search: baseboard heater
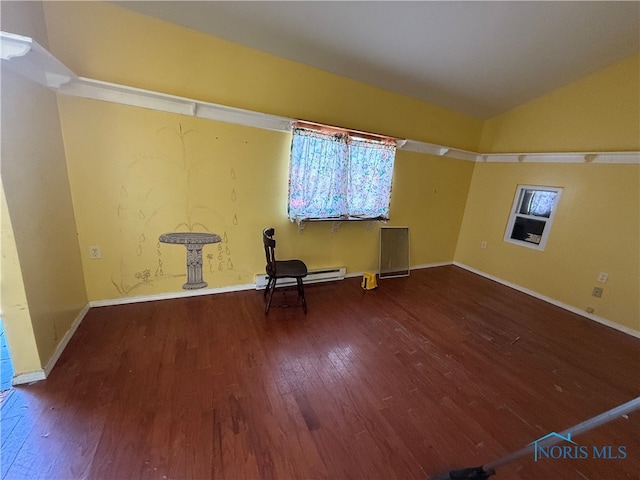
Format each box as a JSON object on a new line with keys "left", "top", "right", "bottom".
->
{"left": 255, "top": 267, "right": 346, "bottom": 290}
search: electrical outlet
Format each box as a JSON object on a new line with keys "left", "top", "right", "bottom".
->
{"left": 89, "top": 245, "right": 102, "bottom": 259}
{"left": 592, "top": 287, "right": 603, "bottom": 298}
{"left": 481, "top": 241, "right": 487, "bottom": 249}
{"left": 597, "top": 272, "right": 608, "bottom": 283}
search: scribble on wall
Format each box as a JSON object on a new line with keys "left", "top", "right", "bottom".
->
{"left": 110, "top": 122, "right": 238, "bottom": 294}
{"left": 155, "top": 241, "right": 163, "bottom": 278}
{"left": 207, "top": 229, "right": 233, "bottom": 273}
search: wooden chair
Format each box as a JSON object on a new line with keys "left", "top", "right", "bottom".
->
{"left": 263, "top": 227, "right": 308, "bottom": 315}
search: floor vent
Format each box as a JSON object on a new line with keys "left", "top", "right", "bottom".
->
{"left": 255, "top": 267, "right": 346, "bottom": 290}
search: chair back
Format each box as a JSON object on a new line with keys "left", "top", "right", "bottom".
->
{"left": 263, "top": 227, "right": 277, "bottom": 276}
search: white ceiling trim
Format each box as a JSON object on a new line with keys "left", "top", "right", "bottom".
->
{"left": 56, "top": 78, "right": 640, "bottom": 165}
{"left": 58, "top": 77, "right": 294, "bottom": 133}
{"left": 2, "top": 31, "right": 638, "bottom": 165}
{"left": 0, "top": 31, "right": 76, "bottom": 88}
{"left": 45, "top": 77, "right": 640, "bottom": 166}
{"left": 478, "top": 152, "right": 640, "bottom": 165}
{"left": 400, "top": 140, "right": 479, "bottom": 162}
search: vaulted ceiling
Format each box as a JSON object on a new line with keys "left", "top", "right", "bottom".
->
{"left": 115, "top": 1, "right": 639, "bottom": 118}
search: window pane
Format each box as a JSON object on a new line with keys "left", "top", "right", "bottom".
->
{"left": 518, "top": 190, "right": 557, "bottom": 218}
{"left": 510, "top": 216, "right": 546, "bottom": 244}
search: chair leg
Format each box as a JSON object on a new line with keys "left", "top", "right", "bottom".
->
{"left": 265, "top": 277, "right": 277, "bottom": 315}
{"left": 264, "top": 276, "right": 273, "bottom": 297}
{"left": 297, "top": 278, "right": 307, "bottom": 314}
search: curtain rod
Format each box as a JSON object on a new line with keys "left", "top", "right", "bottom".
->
{"left": 293, "top": 120, "right": 398, "bottom": 144}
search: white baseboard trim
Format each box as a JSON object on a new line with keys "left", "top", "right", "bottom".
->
{"left": 86, "top": 262, "right": 452, "bottom": 308}
{"left": 43, "top": 303, "right": 91, "bottom": 377}
{"left": 12, "top": 369, "right": 46, "bottom": 386}
{"left": 346, "top": 261, "right": 453, "bottom": 280}
{"left": 18, "top": 260, "right": 635, "bottom": 386}
{"left": 89, "top": 283, "right": 256, "bottom": 308}
{"left": 11, "top": 303, "right": 91, "bottom": 386}
{"left": 15, "top": 285, "right": 258, "bottom": 384}
{"left": 453, "top": 262, "right": 640, "bottom": 339}
{"left": 411, "top": 261, "right": 454, "bottom": 271}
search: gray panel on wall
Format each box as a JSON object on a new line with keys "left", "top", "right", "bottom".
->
{"left": 380, "top": 227, "right": 410, "bottom": 278}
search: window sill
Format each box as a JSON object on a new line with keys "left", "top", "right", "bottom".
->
{"left": 296, "top": 215, "right": 388, "bottom": 223}
{"left": 293, "top": 216, "right": 387, "bottom": 233}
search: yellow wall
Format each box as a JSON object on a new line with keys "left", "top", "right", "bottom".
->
{"left": 57, "top": 96, "right": 474, "bottom": 300}
{"left": 455, "top": 163, "right": 639, "bottom": 330}
{"left": 457, "top": 55, "right": 640, "bottom": 331}
{"left": 479, "top": 55, "right": 640, "bottom": 153}
{"left": 39, "top": 1, "right": 477, "bottom": 302}
{"left": 1, "top": 1, "right": 88, "bottom": 377}
{"left": 1, "top": 185, "right": 42, "bottom": 375}
{"left": 3, "top": 1, "right": 637, "bottom": 338}
{"left": 42, "top": 1, "right": 483, "bottom": 152}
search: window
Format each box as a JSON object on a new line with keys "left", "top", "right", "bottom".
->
{"left": 504, "top": 185, "right": 562, "bottom": 250}
{"left": 287, "top": 122, "right": 396, "bottom": 223}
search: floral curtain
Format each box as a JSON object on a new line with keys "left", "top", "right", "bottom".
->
{"left": 288, "top": 127, "right": 395, "bottom": 223}
{"left": 347, "top": 137, "right": 395, "bottom": 218}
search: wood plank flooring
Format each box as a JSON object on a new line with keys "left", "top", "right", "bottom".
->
{"left": 1, "top": 266, "right": 639, "bottom": 479}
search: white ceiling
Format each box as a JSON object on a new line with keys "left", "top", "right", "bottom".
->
{"left": 114, "top": 1, "right": 639, "bottom": 118}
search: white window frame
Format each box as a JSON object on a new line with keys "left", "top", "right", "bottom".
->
{"left": 504, "top": 185, "right": 563, "bottom": 251}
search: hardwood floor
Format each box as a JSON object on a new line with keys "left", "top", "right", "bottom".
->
{"left": 1, "top": 266, "right": 639, "bottom": 480}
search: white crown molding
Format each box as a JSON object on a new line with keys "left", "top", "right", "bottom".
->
{"left": 3, "top": 30, "right": 638, "bottom": 164}
{"left": 1, "top": 31, "right": 32, "bottom": 60}
{"left": 195, "top": 101, "right": 293, "bottom": 132}
{"left": 478, "top": 152, "right": 639, "bottom": 164}
{"left": 1, "top": 31, "right": 76, "bottom": 88}
{"left": 50, "top": 81, "right": 640, "bottom": 164}
{"left": 59, "top": 77, "right": 196, "bottom": 116}
{"left": 58, "top": 77, "right": 294, "bottom": 133}
{"left": 401, "top": 139, "right": 480, "bottom": 162}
